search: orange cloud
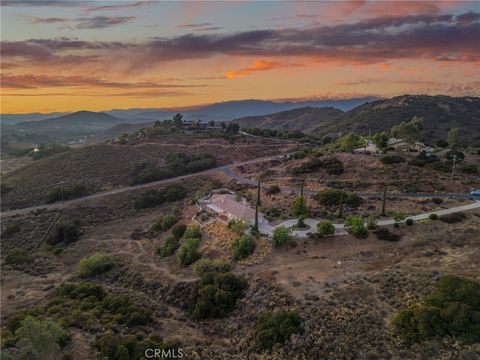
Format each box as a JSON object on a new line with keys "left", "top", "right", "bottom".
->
{"left": 226, "top": 60, "right": 295, "bottom": 79}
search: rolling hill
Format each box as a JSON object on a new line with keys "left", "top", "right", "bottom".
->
{"left": 234, "top": 95, "right": 480, "bottom": 143}
{"left": 232, "top": 107, "right": 343, "bottom": 131}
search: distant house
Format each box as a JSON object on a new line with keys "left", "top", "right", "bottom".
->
{"left": 354, "top": 137, "right": 431, "bottom": 153}
{"left": 202, "top": 192, "right": 264, "bottom": 225}
{"left": 387, "top": 138, "right": 429, "bottom": 152}
{"left": 353, "top": 141, "right": 377, "bottom": 153}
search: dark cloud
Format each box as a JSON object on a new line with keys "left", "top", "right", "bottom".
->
{"left": 145, "top": 12, "right": 480, "bottom": 62}
{"left": 2, "top": 11, "right": 479, "bottom": 65}
{"left": 85, "top": 1, "right": 154, "bottom": 12}
{"left": 178, "top": 23, "right": 223, "bottom": 32}
{"left": 1, "top": 0, "right": 85, "bottom": 7}
{"left": 0, "top": 73, "right": 207, "bottom": 90}
{"left": 29, "top": 17, "right": 69, "bottom": 24}
{"left": 194, "top": 26, "right": 223, "bottom": 32}
{"left": 75, "top": 16, "right": 135, "bottom": 29}
{"left": 178, "top": 23, "right": 212, "bottom": 28}
{"left": 1, "top": 90, "right": 191, "bottom": 97}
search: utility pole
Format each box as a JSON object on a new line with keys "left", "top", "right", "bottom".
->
{"left": 450, "top": 155, "right": 461, "bottom": 181}
{"left": 253, "top": 202, "right": 259, "bottom": 234}
{"left": 381, "top": 185, "right": 387, "bottom": 217}
{"left": 252, "top": 178, "right": 261, "bottom": 234}
{"left": 338, "top": 195, "right": 343, "bottom": 218}
{"left": 257, "top": 178, "right": 261, "bottom": 207}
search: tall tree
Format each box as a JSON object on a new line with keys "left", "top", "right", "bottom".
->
{"left": 15, "top": 316, "right": 66, "bottom": 360}
{"left": 390, "top": 116, "right": 424, "bottom": 147}
{"left": 173, "top": 113, "right": 183, "bottom": 128}
{"left": 290, "top": 182, "right": 308, "bottom": 217}
{"left": 372, "top": 132, "right": 389, "bottom": 150}
{"left": 447, "top": 128, "right": 463, "bottom": 150}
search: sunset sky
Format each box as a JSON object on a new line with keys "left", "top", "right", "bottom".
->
{"left": 1, "top": 0, "right": 479, "bottom": 114}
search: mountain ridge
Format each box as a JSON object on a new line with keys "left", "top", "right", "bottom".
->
{"left": 233, "top": 95, "right": 480, "bottom": 143}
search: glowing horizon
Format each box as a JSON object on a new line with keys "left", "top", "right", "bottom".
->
{"left": 1, "top": 0, "right": 479, "bottom": 114}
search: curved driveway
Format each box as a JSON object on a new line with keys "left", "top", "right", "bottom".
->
{"left": 259, "top": 200, "right": 480, "bottom": 238}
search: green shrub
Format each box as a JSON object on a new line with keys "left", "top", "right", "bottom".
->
{"left": 255, "top": 310, "right": 303, "bottom": 350}
{"left": 291, "top": 158, "right": 323, "bottom": 175}
{"left": 272, "top": 226, "right": 291, "bottom": 246}
{"left": 393, "top": 211, "right": 406, "bottom": 224}
{"left": 47, "top": 219, "right": 81, "bottom": 245}
{"left": 345, "top": 216, "right": 368, "bottom": 238}
{"left": 440, "top": 213, "right": 466, "bottom": 224}
{"left": 2, "top": 224, "right": 20, "bottom": 238}
{"left": 393, "top": 275, "right": 480, "bottom": 344}
{"left": 131, "top": 161, "right": 173, "bottom": 185}
{"left": 134, "top": 184, "right": 187, "bottom": 209}
{"left": 266, "top": 185, "right": 281, "bottom": 195}
{"left": 316, "top": 189, "right": 361, "bottom": 207}
{"left": 46, "top": 184, "right": 88, "bottom": 203}
{"left": 232, "top": 234, "right": 256, "bottom": 260}
{"left": 429, "top": 213, "right": 438, "bottom": 221}
{"left": 1, "top": 183, "right": 13, "bottom": 196}
{"left": 95, "top": 334, "right": 171, "bottom": 360}
{"left": 366, "top": 215, "right": 377, "bottom": 230}
{"left": 333, "top": 133, "right": 365, "bottom": 152}
{"left": 381, "top": 155, "right": 405, "bottom": 164}
{"left": 183, "top": 225, "right": 202, "bottom": 239}
{"left": 151, "top": 214, "right": 177, "bottom": 233}
{"left": 323, "top": 157, "right": 344, "bottom": 175}
{"left": 436, "top": 139, "right": 449, "bottom": 148}
{"left": 156, "top": 235, "right": 179, "bottom": 257}
{"left": 431, "top": 161, "right": 450, "bottom": 172}
{"left": 134, "top": 189, "right": 164, "bottom": 209}
{"left": 167, "top": 151, "right": 217, "bottom": 175}
{"left": 405, "top": 218, "right": 414, "bottom": 226}
{"left": 289, "top": 195, "right": 308, "bottom": 217}
{"left": 316, "top": 220, "right": 335, "bottom": 237}
{"left": 14, "top": 316, "right": 67, "bottom": 359}
{"left": 162, "top": 184, "right": 188, "bottom": 202}
{"left": 5, "top": 249, "right": 33, "bottom": 265}
{"left": 176, "top": 238, "right": 201, "bottom": 267}
{"left": 171, "top": 224, "right": 187, "bottom": 239}
{"left": 460, "top": 164, "right": 478, "bottom": 174}
{"left": 192, "top": 258, "right": 231, "bottom": 277}
{"left": 77, "top": 253, "right": 113, "bottom": 278}
{"left": 227, "top": 219, "right": 248, "bottom": 235}
{"left": 292, "top": 150, "right": 308, "bottom": 159}
{"left": 373, "top": 228, "right": 400, "bottom": 241}
{"left": 189, "top": 272, "right": 246, "bottom": 320}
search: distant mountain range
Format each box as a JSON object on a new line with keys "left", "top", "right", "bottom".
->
{"left": 0, "top": 97, "right": 376, "bottom": 147}
{"left": 1, "top": 95, "right": 479, "bottom": 149}
{"left": 1, "top": 97, "right": 376, "bottom": 124}
{"left": 233, "top": 95, "right": 480, "bottom": 143}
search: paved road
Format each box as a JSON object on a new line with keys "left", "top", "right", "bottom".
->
{"left": 2, "top": 154, "right": 476, "bottom": 218}
{"left": 0, "top": 154, "right": 284, "bottom": 218}
{"left": 258, "top": 201, "right": 480, "bottom": 238}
